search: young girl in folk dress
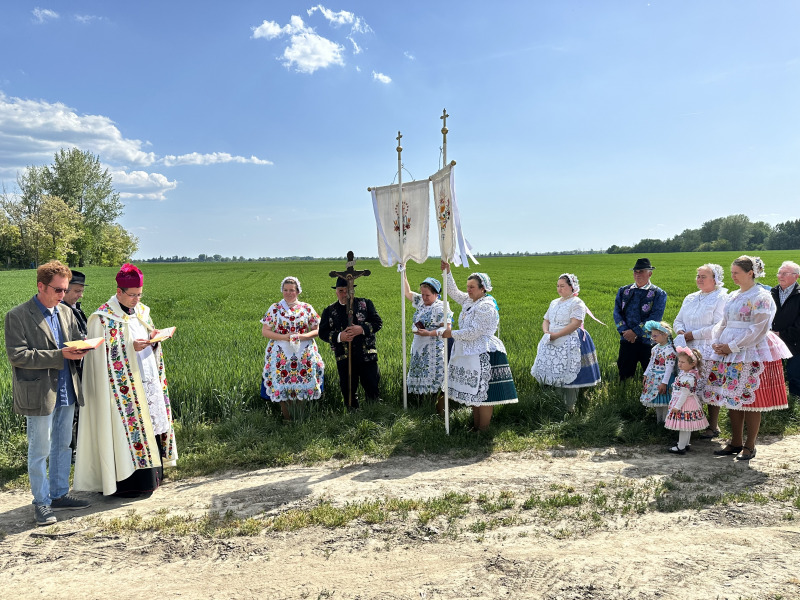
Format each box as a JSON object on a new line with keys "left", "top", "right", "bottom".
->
{"left": 640, "top": 321, "right": 676, "bottom": 423}
{"left": 665, "top": 347, "right": 709, "bottom": 455}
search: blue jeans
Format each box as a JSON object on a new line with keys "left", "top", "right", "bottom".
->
{"left": 26, "top": 403, "right": 75, "bottom": 506}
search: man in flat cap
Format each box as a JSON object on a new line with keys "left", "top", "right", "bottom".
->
{"left": 613, "top": 257, "right": 668, "bottom": 381}
{"left": 319, "top": 277, "right": 383, "bottom": 409}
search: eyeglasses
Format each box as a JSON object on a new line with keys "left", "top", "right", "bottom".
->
{"left": 121, "top": 291, "right": 144, "bottom": 299}
{"left": 777, "top": 271, "right": 798, "bottom": 277}
{"left": 47, "top": 284, "right": 69, "bottom": 294}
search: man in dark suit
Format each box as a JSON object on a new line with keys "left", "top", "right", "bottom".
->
{"left": 4, "top": 261, "right": 90, "bottom": 526}
{"left": 318, "top": 277, "right": 382, "bottom": 409}
{"left": 61, "top": 269, "right": 88, "bottom": 461}
{"left": 772, "top": 260, "right": 800, "bottom": 397}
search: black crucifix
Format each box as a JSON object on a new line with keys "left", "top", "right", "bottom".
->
{"left": 329, "top": 251, "right": 371, "bottom": 408}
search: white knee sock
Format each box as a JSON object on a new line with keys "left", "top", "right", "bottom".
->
{"left": 677, "top": 430, "right": 691, "bottom": 450}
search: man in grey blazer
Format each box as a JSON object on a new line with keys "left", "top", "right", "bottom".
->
{"left": 5, "top": 261, "right": 91, "bottom": 525}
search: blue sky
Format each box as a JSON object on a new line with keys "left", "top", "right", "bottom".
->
{"left": 1, "top": 1, "right": 799, "bottom": 259}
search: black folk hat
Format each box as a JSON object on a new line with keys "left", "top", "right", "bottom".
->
{"left": 332, "top": 276, "right": 356, "bottom": 289}
{"left": 631, "top": 258, "right": 655, "bottom": 271}
{"left": 69, "top": 270, "right": 88, "bottom": 285}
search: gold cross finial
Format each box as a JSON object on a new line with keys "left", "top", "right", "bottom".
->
{"left": 441, "top": 109, "right": 449, "bottom": 135}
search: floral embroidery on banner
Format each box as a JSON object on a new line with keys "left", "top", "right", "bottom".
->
{"left": 393, "top": 200, "right": 411, "bottom": 242}
{"left": 437, "top": 188, "right": 451, "bottom": 238}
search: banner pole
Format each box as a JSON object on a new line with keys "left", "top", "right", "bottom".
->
{"left": 397, "top": 132, "right": 408, "bottom": 410}
{"left": 440, "top": 110, "right": 450, "bottom": 434}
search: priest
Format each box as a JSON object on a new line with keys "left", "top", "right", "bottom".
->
{"left": 74, "top": 263, "right": 177, "bottom": 497}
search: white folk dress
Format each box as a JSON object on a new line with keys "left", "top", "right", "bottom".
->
{"left": 664, "top": 369, "right": 709, "bottom": 432}
{"left": 261, "top": 300, "right": 325, "bottom": 402}
{"left": 673, "top": 288, "right": 728, "bottom": 359}
{"left": 531, "top": 297, "right": 585, "bottom": 387}
{"left": 407, "top": 294, "right": 451, "bottom": 395}
{"left": 445, "top": 272, "right": 517, "bottom": 407}
{"left": 640, "top": 343, "right": 677, "bottom": 407}
{"left": 702, "top": 286, "right": 791, "bottom": 411}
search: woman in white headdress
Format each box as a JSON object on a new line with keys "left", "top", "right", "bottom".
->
{"left": 703, "top": 256, "right": 791, "bottom": 460}
{"left": 531, "top": 273, "right": 602, "bottom": 412}
{"left": 260, "top": 276, "right": 325, "bottom": 421}
{"left": 440, "top": 260, "right": 518, "bottom": 432}
{"left": 672, "top": 263, "right": 728, "bottom": 438}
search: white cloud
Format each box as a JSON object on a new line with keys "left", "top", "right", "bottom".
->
{"left": 162, "top": 152, "right": 272, "bottom": 167}
{"left": 253, "top": 8, "right": 371, "bottom": 74}
{"left": 32, "top": 8, "right": 59, "bottom": 23}
{"left": 74, "top": 14, "right": 105, "bottom": 25}
{"left": 0, "top": 93, "right": 271, "bottom": 200}
{"left": 283, "top": 31, "right": 345, "bottom": 73}
{"left": 372, "top": 71, "right": 391, "bottom": 84}
{"left": 404, "top": 51, "right": 415, "bottom": 61}
{"left": 111, "top": 169, "right": 178, "bottom": 201}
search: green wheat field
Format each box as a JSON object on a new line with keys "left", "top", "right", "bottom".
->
{"left": 1, "top": 251, "right": 798, "bottom": 486}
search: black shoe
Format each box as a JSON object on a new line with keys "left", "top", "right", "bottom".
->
{"left": 35, "top": 504, "right": 57, "bottom": 526}
{"left": 50, "top": 493, "right": 90, "bottom": 510}
{"left": 668, "top": 446, "right": 686, "bottom": 455}
{"left": 736, "top": 446, "right": 757, "bottom": 461}
{"left": 713, "top": 445, "right": 743, "bottom": 456}
{"left": 698, "top": 428, "right": 720, "bottom": 440}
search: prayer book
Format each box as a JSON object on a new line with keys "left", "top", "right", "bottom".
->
{"left": 64, "top": 337, "right": 104, "bottom": 350}
{"left": 150, "top": 327, "right": 176, "bottom": 343}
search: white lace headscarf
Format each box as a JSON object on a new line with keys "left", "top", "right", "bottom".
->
{"left": 559, "top": 273, "right": 580, "bottom": 295}
{"left": 469, "top": 272, "right": 493, "bottom": 292}
{"left": 281, "top": 276, "right": 302, "bottom": 294}
{"left": 736, "top": 256, "right": 765, "bottom": 279}
{"left": 700, "top": 263, "right": 724, "bottom": 288}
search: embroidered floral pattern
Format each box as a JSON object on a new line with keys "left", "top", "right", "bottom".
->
{"left": 437, "top": 189, "right": 451, "bottom": 237}
{"left": 261, "top": 302, "right": 324, "bottom": 402}
{"left": 408, "top": 295, "right": 451, "bottom": 394}
{"left": 640, "top": 344, "right": 676, "bottom": 407}
{"left": 393, "top": 200, "right": 411, "bottom": 242}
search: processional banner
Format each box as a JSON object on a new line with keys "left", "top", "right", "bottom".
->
{"left": 430, "top": 164, "right": 477, "bottom": 266}
{"left": 371, "top": 180, "right": 430, "bottom": 267}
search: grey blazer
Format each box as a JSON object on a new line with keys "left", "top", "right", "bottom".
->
{"left": 4, "top": 296, "right": 84, "bottom": 416}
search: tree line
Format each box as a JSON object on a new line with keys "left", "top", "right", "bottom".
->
{"left": 0, "top": 148, "right": 138, "bottom": 269}
{"left": 607, "top": 214, "right": 800, "bottom": 254}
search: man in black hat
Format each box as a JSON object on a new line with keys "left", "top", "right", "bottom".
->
{"left": 613, "top": 257, "right": 668, "bottom": 381}
{"left": 61, "top": 270, "right": 88, "bottom": 461}
{"left": 318, "top": 277, "right": 383, "bottom": 408}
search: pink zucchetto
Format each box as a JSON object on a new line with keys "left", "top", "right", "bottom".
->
{"left": 116, "top": 263, "right": 143, "bottom": 288}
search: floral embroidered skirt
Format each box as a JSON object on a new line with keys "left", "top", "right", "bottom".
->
{"left": 448, "top": 347, "right": 518, "bottom": 407}
{"left": 641, "top": 369, "right": 675, "bottom": 407}
{"left": 408, "top": 335, "right": 445, "bottom": 395}
{"left": 664, "top": 393, "right": 709, "bottom": 431}
{"left": 702, "top": 359, "right": 788, "bottom": 412}
{"left": 261, "top": 341, "right": 325, "bottom": 402}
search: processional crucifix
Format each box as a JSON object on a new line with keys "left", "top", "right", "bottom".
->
{"left": 329, "top": 250, "right": 371, "bottom": 408}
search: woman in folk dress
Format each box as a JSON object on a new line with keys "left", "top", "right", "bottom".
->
{"left": 402, "top": 267, "right": 452, "bottom": 413}
{"left": 260, "top": 276, "right": 325, "bottom": 421}
{"left": 440, "top": 260, "right": 518, "bottom": 432}
{"left": 531, "top": 273, "right": 601, "bottom": 412}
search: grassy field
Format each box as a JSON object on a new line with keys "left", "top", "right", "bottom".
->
{"left": 1, "top": 251, "right": 798, "bottom": 486}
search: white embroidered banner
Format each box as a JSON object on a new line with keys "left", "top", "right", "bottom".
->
{"left": 371, "top": 180, "right": 430, "bottom": 267}
{"left": 430, "top": 164, "right": 477, "bottom": 267}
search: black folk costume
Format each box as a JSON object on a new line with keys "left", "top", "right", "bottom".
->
{"left": 319, "top": 296, "right": 382, "bottom": 408}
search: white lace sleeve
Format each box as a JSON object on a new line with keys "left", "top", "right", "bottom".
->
{"left": 445, "top": 271, "right": 469, "bottom": 306}
{"left": 452, "top": 301, "right": 498, "bottom": 342}
{"left": 644, "top": 347, "right": 657, "bottom": 375}
{"left": 661, "top": 350, "right": 676, "bottom": 385}
{"left": 673, "top": 296, "right": 691, "bottom": 333}
{"left": 672, "top": 386, "right": 690, "bottom": 410}
{"left": 694, "top": 293, "right": 727, "bottom": 340}
{"left": 569, "top": 298, "right": 587, "bottom": 321}
{"left": 728, "top": 310, "right": 772, "bottom": 353}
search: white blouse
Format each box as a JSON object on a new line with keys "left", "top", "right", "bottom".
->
{"left": 710, "top": 285, "right": 791, "bottom": 363}
{"left": 445, "top": 271, "right": 506, "bottom": 356}
{"left": 672, "top": 288, "right": 727, "bottom": 358}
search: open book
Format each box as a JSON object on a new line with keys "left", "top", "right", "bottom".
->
{"left": 150, "top": 326, "right": 176, "bottom": 343}
{"left": 64, "top": 337, "right": 104, "bottom": 350}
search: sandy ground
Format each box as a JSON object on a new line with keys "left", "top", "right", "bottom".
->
{"left": 2, "top": 435, "right": 800, "bottom": 600}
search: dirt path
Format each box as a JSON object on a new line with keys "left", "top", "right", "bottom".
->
{"left": 2, "top": 435, "right": 800, "bottom": 599}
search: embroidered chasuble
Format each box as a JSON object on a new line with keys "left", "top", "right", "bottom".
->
{"left": 371, "top": 179, "right": 430, "bottom": 267}
{"left": 430, "top": 164, "right": 477, "bottom": 267}
{"left": 74, "top": 296, "right": 177, "bottom": 495}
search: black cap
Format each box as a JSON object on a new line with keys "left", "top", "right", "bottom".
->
{"left": 332, "top": 276, "right": 356, "bottom": 289}
{"left": 631, "top": 258, "right": 654, "bottom": 271}
{"left": 69, "top": 270, "right": 88, "bottom": 285}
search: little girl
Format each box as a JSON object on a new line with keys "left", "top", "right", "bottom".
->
{"left": 665, "top": 346, "right": 709, "bottom": 454}
{"left": 640, "top": 320, "right": 676, "bottom": 423}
